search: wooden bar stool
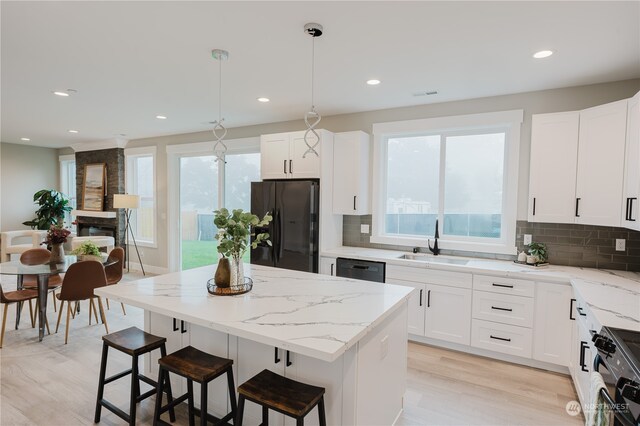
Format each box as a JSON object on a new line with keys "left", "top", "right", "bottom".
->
{"left": 153, "top": 345, "right": 237, "bottom": 426}
{"left": 94, "top": 327, "right": 175, "bottom": 426}
{"left": 236, "top": 369, "right": 326, "bottom": 426}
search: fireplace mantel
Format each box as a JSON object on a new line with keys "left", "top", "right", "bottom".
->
{"left": 71, "top": 210, "right": 117, "bottom": 219}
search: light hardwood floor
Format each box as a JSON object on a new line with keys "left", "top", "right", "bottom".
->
{"left": 1, "top": 273, "right": 583, "bottom": 425}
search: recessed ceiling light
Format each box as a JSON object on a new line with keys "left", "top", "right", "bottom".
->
{"left": 533, "top": 50, "right": 553, "bottom": 59}
{"left": 53, "top": 91, "right": 70, "bottom": 97}
{"left": 257, "top": 97, "right": 270, "bottom": 103}
{"left": 68, "top": 130, "right": 79, "bottom": 133}
{"left": 156, "top": 115, "right": 167, "bottom": 120}
{"left": 52, "top": 89, "right": 77, "bottom": 97}
{"left": 20, "top": 137, "right": 30, "bottom": 141}
{"left": 366, "top": 79, "right": 381, "bottom": 85}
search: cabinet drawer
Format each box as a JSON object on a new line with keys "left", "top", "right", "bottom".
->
{"left": 473, "top": 275, "right": 534, "bottom": 298}
{"left": 471, "top": 319, "right": 533, "bottom": 358}
{"left": 386, "top": 265, "right": 472, "bottom": 289}
{"left": 472, "top": 291, "right": 534, "bottom": 328}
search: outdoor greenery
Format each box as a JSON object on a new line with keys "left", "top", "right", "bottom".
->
{"left": 23, "top": 189, "right": 72, "bottom": 230}
{"left": 181, "top": 240, "right": 250, "bottom": 270}
{"left": 213, "top": 208, "right": 272, "bottom": 260}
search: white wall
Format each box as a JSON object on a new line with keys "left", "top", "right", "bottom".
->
{"left": 58, "top": 78, "right": 640, "bottom": 270}
{"left": 1, "top": 142, "right": 60, "bottom": 231}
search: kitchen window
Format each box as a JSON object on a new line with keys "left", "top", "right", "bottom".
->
{"left": 372, "top": 110, "right": 523, "bottom": 254}
{"left": 125, "top": 146, "right": 157, "bottom": 247}
{"left": 59, "top": 155, "right": 77, "bottom": 229}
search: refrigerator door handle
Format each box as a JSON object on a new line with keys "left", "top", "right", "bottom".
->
{"left": 278, "top": 208, "right": 284, "bottom": 261}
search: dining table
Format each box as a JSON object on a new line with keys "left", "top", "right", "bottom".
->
{"left": 0, "top": 254, "right": 117, "bottom": 341}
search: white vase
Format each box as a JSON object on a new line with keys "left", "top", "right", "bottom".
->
{"left": 229, "top": 255, "right": 244, "bottom": 287}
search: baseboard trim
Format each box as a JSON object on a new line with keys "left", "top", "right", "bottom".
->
{"left": 126, "top": 262, "right": 169, "bottom": 275}
{"left": 409, "top": 334, "right": 570, "bottom": 375}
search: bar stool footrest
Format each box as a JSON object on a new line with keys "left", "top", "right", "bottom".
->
{"left": 104, "top": 368, "right": 133, "bottom": 385}
{"left": 191, "top": 406, "right": 235, "bottom": 426}
{"left": 97, "top": 399, "right": 131, "bottom": 423}
{"left": 157, "top": 392, "right": 190, "bottom": 415}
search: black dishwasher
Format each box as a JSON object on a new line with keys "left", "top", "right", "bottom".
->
{"left": 335, "top": 257, "right": 386, "bottom": 283}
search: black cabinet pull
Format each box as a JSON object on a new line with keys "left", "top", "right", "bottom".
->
{"left": 629, "top": 198, "right": 637, "bottom": 222}
{"left": 569, "top": 298, "right": 576, "bottom": 320}
{"left": 532, "top": 197, "right": 536, "bottom": 216}
{"left": 491, "top": 306, "right": 513, "bottom": 312}
{"left": 289, "top": 160, "right": 292, "bottom": 174}
{"left": 286, "top": 350, "right": 292, "bottom": 367}
{"left": 419, "top": 289, "right": 423, "bottom": 307}
{"left": 575, "top": 198, "right": 581, "bottom": 217}
{"left": 580, "top": 341, "right": 589, "bottom": 372}
{"left": 180, "top": 320, "right": 187, "bottom": 334}
{"left": 492, "top": 283, "right": 514, "bottom": 289}
{"left": 490, "top": 335, "right": 511, "bottom": 342}
{"left": 283, "top": 159, "right": 287, "bottom": 174}
{"left": 274, "top": 347, "right": 281, "bottom": 364}
{"left": 427, "top": 289, "right": 431, "bottom": 307}
{"left": 577, "top": 306, "right": 587, "bottom": 317}
{"left": 172, "top": 318, "right": 179, "bottom": 332}
{"left": 353, "top": 195, "right": 357, "bottom": 211}
{"left": 330, "top": 263, "right": 334, "bottom": 276}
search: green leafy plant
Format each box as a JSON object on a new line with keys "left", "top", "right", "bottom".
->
{"left": 72, "top": 241, "right": 101, "bottom": 257}
{"left": 528, "top": 242, "right": 548, "bottom": 263}
{"left": 213, "top": 208, "right": 272, "bottom": 260}
{"left": 43, "top": 225, "right": 72, "bottom": 245}
{"left": 23, "top": 189, "right": 72, "bottom": 230}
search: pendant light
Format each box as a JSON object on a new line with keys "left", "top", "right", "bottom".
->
{"left": 211, "top": 49, "right": 229, "bottom": 162}
{"left": 302, "top": 23, "right": 323, "bottom": 158}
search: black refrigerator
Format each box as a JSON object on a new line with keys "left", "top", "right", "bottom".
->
{"left": 250, "top": 180, "right": 319, "bottom": 273}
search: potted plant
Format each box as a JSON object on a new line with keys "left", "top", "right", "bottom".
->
{"left": 213, "top": 208, "right": 272, "bottom": 287}
{"left": 42, "top": 225, "right": 72, "bottom": 263}
{"left": 23, "top": 189, "right": 72, "bottom": 230}
{"left": 528, "top": 242, "right": 548, "bottom": 264}
{"left": 72, "top": 241, "right": 103, "bottom": 262}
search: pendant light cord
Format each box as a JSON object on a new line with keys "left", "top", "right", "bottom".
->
{"left": 310, "top": 35, "right": 315, "bottom": 110}
{"left": 218, "top": 56, "right": 222, "bottom": 122}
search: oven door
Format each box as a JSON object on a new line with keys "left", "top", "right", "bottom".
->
{"left": 593, "top": 354, "right": 640, "bottom": 426}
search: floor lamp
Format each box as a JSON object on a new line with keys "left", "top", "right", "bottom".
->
{"left": 113, "top": 194, "right": 145, "bottom": 276}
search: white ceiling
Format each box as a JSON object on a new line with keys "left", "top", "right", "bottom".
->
{"left": 2, "top": 1, "right": 639, "bottom": 148}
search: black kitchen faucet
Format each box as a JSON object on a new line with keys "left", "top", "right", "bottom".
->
{"left": 428, "top": 219, "right": 440, "bottom": 256}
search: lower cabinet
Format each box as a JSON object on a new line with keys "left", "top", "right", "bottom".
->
{"left": 471, "top": 319, "right": 533, "bottom": 358}
{"left": 319, "top": 257, "right": 336, "bottom": 276}
{"left": 146, "top": 312, "right": 189, "bottom": 396}
{"left": 424, "top": 283, "right": 472, "bottom": 345}
{"left": 387, "top": 279, "right": 425, "bottom": 335}
{"left": 570, "top": 313, "right": 595, "bottom": 409}
{"left": 532, "top": 282, "right": 574, "bottom": 366}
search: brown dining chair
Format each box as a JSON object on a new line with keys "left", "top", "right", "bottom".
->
{"left": 104, "top": 247, "right": 126, "bottom": 315}
{"left": 20, "top": 248, "right": 63, "bottom": 313}
{"left": 55, "top": 261, "right": 109, "bottom": 344}
{"left": 1, "top": 284, "right": 49, "bottom": 348}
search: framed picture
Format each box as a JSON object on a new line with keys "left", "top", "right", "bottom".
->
{"left": 82, "top": 163, "right": 106, "bottom": 211}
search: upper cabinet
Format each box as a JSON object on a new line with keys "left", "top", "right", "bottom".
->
{"left": 529, "top": 97, "right": 631, "bottom": 227}
{"left": 622, "top": 91, "right": 640, "bottom": 230}
{"left": 332, "top": 131, "right": 371, "bottom": 215}
{"left": 575, "top": 99, "right": 628, "bottom": 226}
{"left": 260, "top": 130, "right": 323, "bottom": 180}
{"left": 528, "top": 111, "right": 580, "bottom": 223}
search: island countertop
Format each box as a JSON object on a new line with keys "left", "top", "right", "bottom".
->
{"left": 95, "top": 264, "right": 413, "bottom": 362}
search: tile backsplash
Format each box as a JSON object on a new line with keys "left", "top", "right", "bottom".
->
{"left": 343, "top": 216, "right": 640, "bottom": 271}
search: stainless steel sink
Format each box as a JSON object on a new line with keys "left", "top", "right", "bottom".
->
{"left": 398, "top": 253, "right": 469, "bottom": 265}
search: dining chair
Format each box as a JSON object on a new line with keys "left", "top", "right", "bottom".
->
{"left": 55, "top": 261, "right": 109, "bottom": 344}
{"left": 104, "top": 247, "right": 126, "bottom": 315}
{"left": 0, "top": 284, "right": 49, "bottom": 348}
{"left": 20, "top": 248, "right": 63, "bottom": 313}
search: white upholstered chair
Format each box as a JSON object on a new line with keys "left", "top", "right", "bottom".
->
{"left": 0, "top": 230, "right": 47, "bottom": 262}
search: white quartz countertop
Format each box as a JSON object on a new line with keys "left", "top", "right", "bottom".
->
{"left": 95, "top": 264, "right": 413, "bottom": 362}
{"left": 322, "top": 246, "right": 640, "bottom": 332}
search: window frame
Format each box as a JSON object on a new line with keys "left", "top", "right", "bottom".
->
{"left": 58, "top": 154, "right": 77, "bottom": 229}
{"left": 371, "top": 110, "right": 523, "bottom": 255}
{"left": 125, "top": 146, "right": 158, "bottom": 248}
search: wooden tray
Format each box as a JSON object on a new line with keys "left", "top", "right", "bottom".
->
{"left": 207, "top": 277, "right": 253, "bottom": 296}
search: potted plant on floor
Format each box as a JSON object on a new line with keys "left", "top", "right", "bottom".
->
{"left": 213, "top": 208, "right": 272, "bottom": 287}
{"left": 23, "top": 189, "right": 73, "bottom": 229}
{"left": 72, "top": 241, "right": 103, "bottom": 262}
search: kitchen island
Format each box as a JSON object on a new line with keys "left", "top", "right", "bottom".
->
{"left": 95, "top": 264, "right": 413, "bottom": 425}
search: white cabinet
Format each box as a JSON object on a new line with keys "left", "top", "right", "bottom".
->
{"left": 332, "top": 131, "right": 371, "bottom": 215}
{"left": 576, "top": 99, "right": 628, "bottom": 226}
{"left": 260, "top": 131, "right": 325, "bottom": 180}
{"left": 319, "top": 257, "right": 336, "bottom": 276}
{"left": 471, "top": 319, "right": 533, "bottom": 358}
{"left": 528, "top": 112, "right": 580, "bottom": 223}
{"left": 424, "top": 283, "right": 472, "bottom": 345}
{"left": 387, "top": 278, "right": 425, "bottom": 335}
{"left": 145, "top": 312, "right": 190, "bottom": 395}
{"left": 622, "top": 91, "right": 640, "bottom": 230}
{"left": 570, "top": 315, "right": 595, "bottom": 410}
{"left": 532, "top": 282, "right": 574, "bottom": 366}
